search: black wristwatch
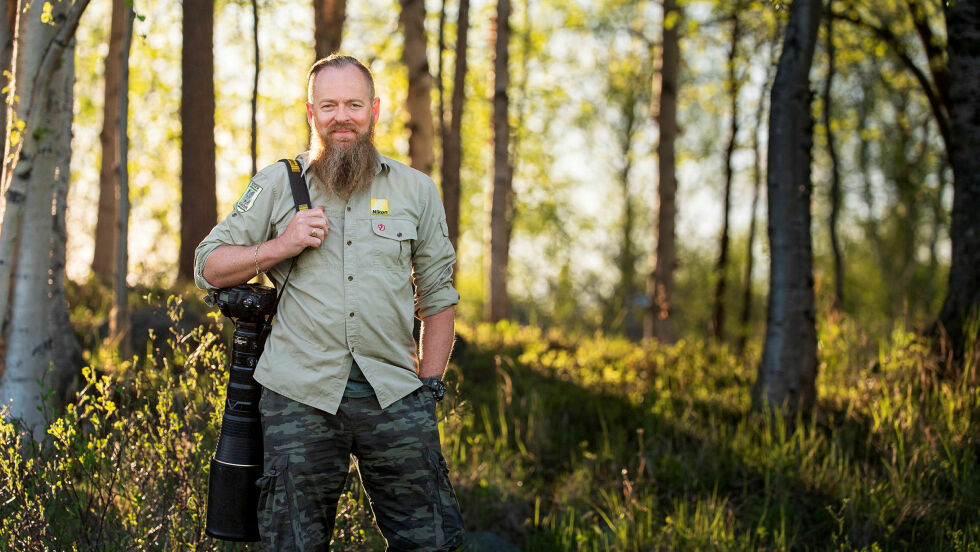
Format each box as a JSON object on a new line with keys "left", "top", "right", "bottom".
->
{"left": 421, "top": 377, "right": 447, "bottom": 402}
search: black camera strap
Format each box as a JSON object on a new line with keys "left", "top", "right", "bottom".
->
{"left": 271, "top": 157, "right": 314, "bottom": 315}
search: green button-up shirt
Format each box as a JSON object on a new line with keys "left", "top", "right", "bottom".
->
{"left": 194, "top": 152, "right": 459, "bottom": 414}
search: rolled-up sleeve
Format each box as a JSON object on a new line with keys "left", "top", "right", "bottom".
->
{"left": 194, "top": 169, "right": 282, "bottom": 291}
{"left": 412, "top": 178, "right": 459, "bottom": 318}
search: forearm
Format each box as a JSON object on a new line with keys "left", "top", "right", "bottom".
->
{"left": 418, "top": 306, "right": 456, "bottom": 378}
{"left": 201, "top": 239, "right": 290, "bottom": 289}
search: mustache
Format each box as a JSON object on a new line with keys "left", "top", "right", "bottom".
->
{"left": 327, "top": 122, "right": 359, "bottom": 134}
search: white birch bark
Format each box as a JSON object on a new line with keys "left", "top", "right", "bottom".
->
{"left": 0, "top": 0, "right": 86, "bottom": 441}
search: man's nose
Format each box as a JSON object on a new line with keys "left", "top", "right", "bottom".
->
{"left": 334, "top": 106, "right": 351, "bottom": 122}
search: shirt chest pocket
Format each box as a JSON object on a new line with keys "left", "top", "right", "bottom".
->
{"left": 369, "top": 218, "right": 417, "bottom": 269}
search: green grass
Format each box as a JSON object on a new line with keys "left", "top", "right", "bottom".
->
{"left": 1, "top": 296, "right": 977, "bottom": 551}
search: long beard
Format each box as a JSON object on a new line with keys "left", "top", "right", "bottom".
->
{"left": 308, "top": 122, "right": 377, "bottom": 200}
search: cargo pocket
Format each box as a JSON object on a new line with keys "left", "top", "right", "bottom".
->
{"left": 255, "top": 455, "right": 298, "bottom": 550}
{"left": 423, "top": 448, "right": 466, "bottom": 550}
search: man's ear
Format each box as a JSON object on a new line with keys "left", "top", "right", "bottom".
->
{"left": 372, "top": 97, "right": 381, "bottom": 125}
{"left": 306, "top": 102, "right": 314, "bottom": 125}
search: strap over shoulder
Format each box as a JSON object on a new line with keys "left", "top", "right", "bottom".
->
{"left": 279, "top": 158, "right": 311, "bottom": 212}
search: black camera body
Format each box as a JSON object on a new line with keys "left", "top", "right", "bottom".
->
{"left": 204, "top": 284, "right": 277, "bottom": 542}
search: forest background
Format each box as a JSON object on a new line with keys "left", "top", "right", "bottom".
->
{"left": 0, "top": 0, "right": 977, "bottom": 550}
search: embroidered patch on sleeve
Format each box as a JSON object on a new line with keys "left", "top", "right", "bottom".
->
{"left": 236, "top": 182, "right": 263, "bottom": 212}
{"left": 371, "top": 198, "right": 389, "bottom": 215}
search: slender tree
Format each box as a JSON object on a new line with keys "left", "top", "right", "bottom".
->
{"left": 251, "top": 0, "right": 259, "bottom": 176}
{"left": 755, "top": 0, "right": 822, "bottom": 413}
{"left": 823, "top": 0, "right": 844, "bottom": 310}
{"left": 644, "top": 0, "right": 681, "bottom": 343}
{"left": 441, "top": 0, "right": 470, "bottom": 258}
{"left": 0, "top": 1, "right": 15, "bottom": 164}
{"left": 938, "top": 1, "right": 980, "bottom": 364}
{"left": 0, "top": 0, "right": 87, "bottom": 441}
{"left": 313, "top": 0, "right": 345, "bottom": 58}
{"left": 712, "top": 4, "right": 743, "bottom": 341}
{"left": 486, "top": 0, "right": 513, "bottom": 322}
{"left": 93, "top": 0, "right": 130, "bottom": 284}
{"left": 110, "top": 3, "right": 135, "bottom": 358}
{"left": 737, "top": 45, "right": 775, "bottom": 356}
{"left": 178, "top": 0, "right": 217, "bottom": 283}
{"left": 399, "top": 0, "right": 435, "bottom": 174}
{"left": 0, "top": 0, "right": 90, "bottom": 327}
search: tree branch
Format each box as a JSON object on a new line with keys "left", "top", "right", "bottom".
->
{"left": 831, "top": 6, "right": 951, "bottom": 155}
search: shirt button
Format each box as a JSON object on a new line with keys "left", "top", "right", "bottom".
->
{"left": 346, "top": 206, "right": 351, "bottom": 212}
{"left": 348, "top": 275, "right": 353, "bottom": 281}
{"left": 347, "top": 240, "right": 352, "bottom": 246}
{"left": 349, "top": 312, "right": 355, "bottom": 317}
{"left": 397, "top": 232, "right": 402, "bottom": 237}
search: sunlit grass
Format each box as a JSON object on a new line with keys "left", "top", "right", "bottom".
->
{"left": 0, "top": 296, "right": 977, "bottom": 550}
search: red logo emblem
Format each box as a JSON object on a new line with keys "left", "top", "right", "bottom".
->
{"left": 378, "top": 223, "right": 386, "bottom": 232}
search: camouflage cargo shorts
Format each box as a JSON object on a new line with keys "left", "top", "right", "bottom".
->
{"left": 256, "top": 386, "right": 465, "bottom": 551}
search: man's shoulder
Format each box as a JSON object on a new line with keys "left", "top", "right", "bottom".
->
{"left": 255, "top": 157, "right": 300, "bottom": 184}
{"left": 379, "top": 154, "right": 434, "bottom": 186}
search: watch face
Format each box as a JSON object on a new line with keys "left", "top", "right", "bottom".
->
{"left": 424, "top": 378, "right": 447, "bottom": 402}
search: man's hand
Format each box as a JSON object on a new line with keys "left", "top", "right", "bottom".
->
{"left": 275, "top": 206, "right": 329, "bottom": 257}
{"left": 200, "top": 206, "right": 329, "bottom": 289}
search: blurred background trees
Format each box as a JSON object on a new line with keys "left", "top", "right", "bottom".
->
{"left": 0, "top": 0, "right": 974, "bottom": 424}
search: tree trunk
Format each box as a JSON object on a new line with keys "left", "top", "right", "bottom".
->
{"left": 755, "top": 0, "right": 821, "bottom": 414}
{"left": 0, "top": 1, "right": 15, "bottom": 177}
{"left": 0, "top": 0, "right": 80, "bottom": 441}
{"left": 399, "top": 0, "right": 435, "bottom": 175}
{"left": 823, "top": 0, "right": 844, "bottom": 311}
{"left": 737, "top": 47, "right": 775, "bottom": 357}
{"left": 0, "top": 0, "right": 89, "bottom": 352}
{"left": 613, "top": 111, "right": 638, "bottom": 335}
{"left": 93, "top": 0, "right": 128, "bottom": 284}
{"left": 110, "top": 5, "right": 134, "bottom": 358}
{"left": 179, "top": 0, "right": 217, "bottom": 283}
{"left": 314, "top": 0, "right": 345, "bottom": 59}
{"left": 713, "top": 8, "right": 741, "bottom": 342}
{"left": 486, "top": 0, "right": 512, "bottom": 322}
{"left": 441, "top": 0, "right": 469, "bottom": 260}
{"left": 644, "top": 0, "right": 681, "bottom": 343}
{"left": 251, "top": 0, "right": 259, "bottom": 177}
{"left": 938, "top": 1, "right": 980, "bottom": 364}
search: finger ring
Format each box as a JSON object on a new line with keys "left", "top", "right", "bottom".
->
{"left": 310, "top": 229, "right": 318, "bottom": 238}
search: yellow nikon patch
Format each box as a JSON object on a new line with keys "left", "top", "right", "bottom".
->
{"left": 371, "top": 198, "right": 389, "bottom": 215}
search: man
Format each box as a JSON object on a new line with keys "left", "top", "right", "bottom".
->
{"left": 194, "top": 55, "right": 464, "bottom": 551}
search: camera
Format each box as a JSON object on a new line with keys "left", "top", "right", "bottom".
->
{"left": 204, "top": 283, "right": 277, "bottom": 542}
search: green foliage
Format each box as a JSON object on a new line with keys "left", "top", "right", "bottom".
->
{"left": 446, "top": 318, "right": 978, "bottom": 550}
{"left": 1, "top": 299, "right": 977, "bottom": 550}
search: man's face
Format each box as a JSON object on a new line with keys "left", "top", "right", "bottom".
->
{"left": 306, "top": 65, "right": 380, "bottom": 147}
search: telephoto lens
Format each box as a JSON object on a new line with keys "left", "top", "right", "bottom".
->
{"left": 205, "top": 285, "right": 276, "bottom": 542}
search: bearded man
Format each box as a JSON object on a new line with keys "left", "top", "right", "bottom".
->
{"left": 194, "top": 54, "right": 464, "bottom": 551}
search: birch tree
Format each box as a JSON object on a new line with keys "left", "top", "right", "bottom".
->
{"left": 0, "top": 1, "right": 15, "bottom": 157}
{"left": 939, "top": 0, "right": 980, "bottom": 365}
{"left": 0, "top": 0, "right": 90, "bottom": 441}
{"left": 755, "top": 0, "right": 822, "bottom": 413}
